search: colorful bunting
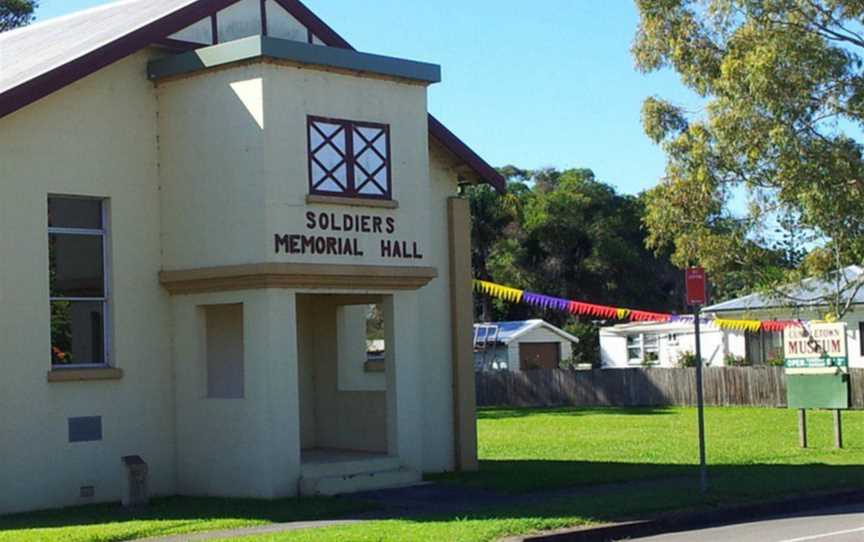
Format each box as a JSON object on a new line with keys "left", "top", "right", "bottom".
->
{"left": 523, "top": 292, "right": 570, "bottom": 311}
{"left": 713, "top": 318, "right": 763, "bottom": 333}
{"left": 759, "top": 320, "right": 801, "bottom": 332}
{"left": 474, "top": 280, "right": 524, "bottom": 303}
{"left": 630, "top": 310, "right": 672, "bottom": 322}
{"left": 473, "top": 279, "right": 807, "bottom": 332}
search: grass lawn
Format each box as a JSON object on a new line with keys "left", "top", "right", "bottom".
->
{"left": 439, "top": 405, "right": 864, "bottom": 492}
{"left": 0, "top": 496, "right": 371, "bottom": 542}
{"left": 4, "top": 406, "right": 864, "bottom": 542}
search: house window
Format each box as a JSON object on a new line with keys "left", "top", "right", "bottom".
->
{"left": 308, "top": 116, "right": 391, "bottom": 199}
{"left": 627, "top": 333, "right": 659, "bottom": 364}
{"left": 627, "top": 334, "right": 643, "bottom": 363}
{"left": 48, "top": 197, "right": 109, "bottom": 367}
{"left": 668, "top": 333, "right": 679, "bottom": 346}
{"left": 765, "top": 330, "right": 784, "bottom": 361}
{"left": 745, "top": 330, "right": 784, "bottom": 365}
{"left": 643, "top": 334, "right": 660, "bottom": 364}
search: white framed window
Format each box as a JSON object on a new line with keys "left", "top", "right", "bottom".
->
{"left": 745, "top": 330, "right": 784, "bottom": 365}
{"left": 668, "top": 333, "right": 679, "bottom": 346}
{"left": 627, "top": 333, "right": 659, "bottom": 364}
{"left": 48, "top": 196, "right": 109, "bottom": 368}
{"left": 627, "top": 334, "right": 643, "bottom": 363}
{"left": 643, "top": 334, "right": 659, "bottom": 364}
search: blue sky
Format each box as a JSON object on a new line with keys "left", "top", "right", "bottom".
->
{"left": 37, "top": 0, "right": 703, "bottom": 196}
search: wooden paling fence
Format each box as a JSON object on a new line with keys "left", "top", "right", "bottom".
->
{"left": 475, "top": 367, "right": 864, "bottom": 409}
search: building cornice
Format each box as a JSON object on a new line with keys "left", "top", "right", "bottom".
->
{"left": 159, "top": 262, "right": 438, "bottom": 295}
{"left": 147, "top": 35, "right": 441, "bottom": 85}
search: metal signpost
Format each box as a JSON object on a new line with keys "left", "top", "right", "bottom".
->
{"left": 784, "top": 322, "right": 850, "bottom": 448}
{"left": 686, "top": 267, "right": 708, "bottom": 493}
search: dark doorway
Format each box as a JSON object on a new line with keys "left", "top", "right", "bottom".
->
{"left": 519, "top": 342, "right": 561, "bottom": 370}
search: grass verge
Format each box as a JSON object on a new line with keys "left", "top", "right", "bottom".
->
{"left": 0, "top": 496, "right": 372, "bottom": 542}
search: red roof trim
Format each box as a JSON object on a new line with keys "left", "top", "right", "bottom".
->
{"left": 428, "top": 115, "right": 505, "bottom": 192}
{"left": 1, "top": 0, "right": 505, "bottom": 192}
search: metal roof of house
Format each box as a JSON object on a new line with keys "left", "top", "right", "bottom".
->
{"left": 474, "top": 319, "right": 580, "bottom": 345}
{"left": 599, "top": 320, "right": 704, "bottom": 335}
{"left": 703, "top": 265, "right": 864, "bottom": 313}
{"left": 0, "top": 0, "right": 196, "bottom": 95}
{"left": 0, "top": 0, "right": 505, "bottom": 192}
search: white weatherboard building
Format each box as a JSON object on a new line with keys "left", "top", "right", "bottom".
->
{"left": 601, "top": 266, "right": 864, "bottom": 369}
{"left": 474, "top": 320, "right": 578, "bottom": 371}
{"left": 600, "top": 321, "right": 747, "bottom": 368}
{"left": 0, "top": 0, "right": 506, "bottom": 514}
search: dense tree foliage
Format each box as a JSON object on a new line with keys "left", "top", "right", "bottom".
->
{"left": 470, "top": 167, "right": 683, "bottom": 365}
{"left": 634, "top": 0, "right": 864, "bottom": 315}
{"left": 0, "top": 0, "right": 38, "bottom": 32}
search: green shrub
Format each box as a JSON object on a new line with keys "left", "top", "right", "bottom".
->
{"left": 723, "top": 353, "right": 749, "bottom": 367}
{"left": 642, "top": 352, "right": 659, "bottom": 367}
{"left": 676, "top": 351, "right": 706, "bottom": 368}
{"left": 563, "top": 321, "right": 601, "bottom": 368}
{"left": 767, "top": 357, "right": 785, "bottom": 367}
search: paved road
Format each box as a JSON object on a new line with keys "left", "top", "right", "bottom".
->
{"left": 622, "top": 502, "right": 864, "bottom": 542}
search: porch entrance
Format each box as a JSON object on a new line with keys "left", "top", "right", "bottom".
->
{"left": 295, "top": 293, "right": 421, "bottom": 495}
{"left": 297, "top": 293, "right": 389, "bottom": 454}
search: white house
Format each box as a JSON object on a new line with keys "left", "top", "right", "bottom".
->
{"left": 600, "top": 321, "right": 746, "bottom": 368}
{"left": 474, "top": 320, "right": 579, "bottom": 371}
{"left": 601, "top": 266, "right": 864, "bottom": 369}
{"left": 0, "top": 0, "right": 506, "bottom": 515}
{"left": 703, "top": 265, "right": 864, "bottom": 368}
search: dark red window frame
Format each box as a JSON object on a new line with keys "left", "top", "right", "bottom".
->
{"left": 307, "top": 115, "right": 392, "bottom": 200}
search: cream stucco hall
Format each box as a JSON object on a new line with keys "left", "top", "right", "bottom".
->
{"left": 0, "top": 0, "right": 504, "bottom": 514}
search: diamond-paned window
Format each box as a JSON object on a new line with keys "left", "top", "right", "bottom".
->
{"left": 308, "top": 116, "right": 391, "bottom": 199}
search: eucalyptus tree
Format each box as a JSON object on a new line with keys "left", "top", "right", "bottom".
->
{"left": 635, "top": 0, "right": 864, "bottom": 315}
{"left": 1, "top": 0, "right": 38, "bottom": 32}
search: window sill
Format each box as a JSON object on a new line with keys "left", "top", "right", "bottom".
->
{"left": 47, "top": 367, "right": 123, "bottom": 383}
{"left": 364, "top": 360, "right": 386, "bottom": 373}
{"left": 307, "top": 194, "right": 399, "bottom": 209}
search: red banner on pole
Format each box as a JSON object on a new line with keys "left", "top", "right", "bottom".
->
{"left": 686, "top": 267, "right": 707, "bottom": 306}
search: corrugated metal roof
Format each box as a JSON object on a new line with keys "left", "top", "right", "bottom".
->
{"left": 600, "top": 320, "right": 702, "bottom": 335}
{"left": 0, "top": 0, "right": 197, "bottom": 95}
{"left": 703, "top": 265, "right": 864, "bottom": 313}
{"left": 474, "top": 320, "right": 580, "bottom": 344}
{"left": 486, "top": 321, "right": 536, "bottom": 342}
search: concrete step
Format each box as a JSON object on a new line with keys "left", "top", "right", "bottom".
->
{"left": 299, "top": 467, "right": 423, "bottom": 496}
{"left": 301, "top": 455, "right": 401, "bottom": 479}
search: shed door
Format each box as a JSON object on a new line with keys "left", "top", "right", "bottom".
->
{"left": 519, "top": 342, "right": 561, "bottom": 370}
